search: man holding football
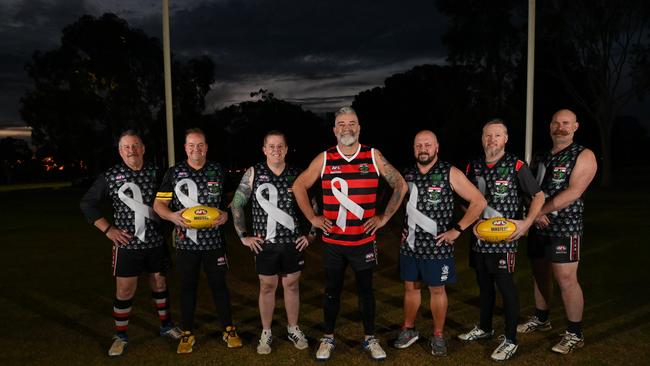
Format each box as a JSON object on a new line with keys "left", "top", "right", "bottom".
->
{"left": 80, "top": 130, "right": 182, "bottom": 357}
{"left": 153, "top": 128, "right": 242, "bottom": 354}
{"left": 518, "top": 109, "right": 597, "bottom": 354}
{"left": 457, "top": 119, "right": 544, "bottom": 361}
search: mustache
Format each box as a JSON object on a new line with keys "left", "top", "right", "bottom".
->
{"left": 553, "top": 130, "right": 570, "bottom": 136}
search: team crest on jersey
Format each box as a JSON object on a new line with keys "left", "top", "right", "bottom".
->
{"left": 178, "top": 171, "right": 189, "bottom": 178}
{"left": 441, "top": 264, "right": 449, "bottom": 281}
{"left": 427, "top": 186, "right": 442, "bottom": 204}
{"left": 330, "top": 166, "right": 341, "bottom": 174}
{"left": 258, "top": 174, "right": 270, "bottom": 182}
{"left": 359, "top": 164, "right": 369, "bottom": 174}
{"left": 207, "top": 181, "right": 221, "bottom": 195}
{"left": 552, "top": 166, "right": 567, "bottom": 185}
{"left": 494, "top": 180, "right": 509, "bottom": 197}
{"left": 207, "top": 170, "right": 217, "bottom": 178}
{"left": 497, "top": 167, "right": 509, "bottom": 178}
{"left": 287, "top": 175, "right": 296, "bottom": 183}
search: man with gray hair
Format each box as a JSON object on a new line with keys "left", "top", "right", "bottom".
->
{"left": 80, "top": 130, "right": 182, "bottom": 357}
{"left": 292, "top": 106, "right": 408, "bottom": 361}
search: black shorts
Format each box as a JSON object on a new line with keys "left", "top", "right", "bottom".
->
{"left": 175, "top": 247, "right": 229, "bottom": 273}
{"left": 255, "top": 241, "right": 305, "bottom": 276}
{"left": 323, "top": 241, "right": 378, "bottom": 272}
{"left": 527, "top": 233, "right": 581, "bottom": 263}
{"left": 112, "top": 245, "right": 169, "bottom": 277}
{"left": 470, "top": 250, "right": 516, "bottom": 274}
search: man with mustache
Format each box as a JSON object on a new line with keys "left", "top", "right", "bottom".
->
{"left": 457, "top": 120, "right": 544, "bottom": 361}
{"left": 517, "top": 109, "right": 597, "bottom": 354}
{"left": 80, "top": 130, "right": 182, "bottom": 357}
{"left": 393, "top": 130, "right": 485, "bottom": 357}
{"left": 292, "top": 106, "right": 408, "bottom": 361}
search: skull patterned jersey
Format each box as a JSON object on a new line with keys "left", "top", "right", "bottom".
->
{"left": 251, "top": 162, "right": 301, "bottom": 245}
{"left": 466, "top": 152, "right": 541, "bottom": 253}
{"left": 80, "top": 162, "right": 163, "bottom": 250}
{"left": 533, "top": 143, "right": 586, "bottom": 237}
{"left": 321, "top": 145, "right": 379, "bottom": 246}
{"left": 401, "top": 160, "right": 455, "bottom": 260}
{"left": 157, "top": 160, "right": 225, "bottom": 250}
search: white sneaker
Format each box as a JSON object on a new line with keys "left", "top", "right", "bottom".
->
{"left": 257, "top": 330, "right": 273, "bottom": 355}
{"left": 517, "top": 315, "right": 551, "bottom": 333}
{"left": 107, "top": 334, "right": 128, "bottom": 357}
{"left": 458, "top": 325, "right": 494, "bottom": 341}
{"left": 491, "top": 335, "right": 518, "bottom": 361}
{"left": 363, "top": 336, "right": 387, "bottom": 361}
{"left": 287, "top": 325, "right": 308, "bottom": 350}
{"left": 551, "top": 331, "right": 584, "bottom": 354}
{"left": 316, "top": 337, "right": 336, "bottom": 360}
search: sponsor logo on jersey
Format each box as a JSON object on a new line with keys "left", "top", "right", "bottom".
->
{"left": 330, "top": 166, "right": 341, "bottom": 174}
{"left": 115, "top": 174, "right": 126, "bottom": 181}
{"left": 258, "top": 175, "right": 270, "bottom": 182}
{"left": 498, "top": 259, "right": 507, "bottom": 269}
{"left": 217, "top": 256, "right": 227, "bottom": 266}
{"left": 555, "top": 244, "right": 567, "bottom": 254}
{"left": 178, "top": 171, "right": 189, "bottom": 178}
{"left": 298, "top": 260, "right": 305, "bottom": 266}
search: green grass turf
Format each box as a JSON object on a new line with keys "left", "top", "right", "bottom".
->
{"left": 0, "top": 184, "right": 649, "bottom": 366}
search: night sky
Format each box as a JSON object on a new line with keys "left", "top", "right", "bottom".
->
{"left": 0, "top": 0, "right": 448, "bottom": 127}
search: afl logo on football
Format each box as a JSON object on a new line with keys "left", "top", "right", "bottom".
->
{"left": 492, "top": 219, "right": 507, "bottom": 226}
{"left": 195, "top": 209, "right": 208, "bottom": 215}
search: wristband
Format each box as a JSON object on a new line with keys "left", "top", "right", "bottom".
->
{"left": 453, "top": 223, "right": 464, "bottom": 233}
{"left": 103, "top": 224, "right": 112, "bottom": 234}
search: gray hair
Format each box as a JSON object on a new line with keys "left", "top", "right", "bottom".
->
{"left": 334, "top": 106, "right": 357, "bottom": 117}
{"left": 483, "top": 118, "right": 508, "bottom": 134}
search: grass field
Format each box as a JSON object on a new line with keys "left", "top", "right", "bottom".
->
{"left": 1, "top": 181, "right": 649, "bottom": 366}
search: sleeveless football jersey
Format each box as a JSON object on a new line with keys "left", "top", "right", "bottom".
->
{"left": 321, "top": 145, "right": 379, "bottom": 246}
{"left": 534, "top": 143, "right": 586, "bottom": 237}
{"left": 251, "top": 162, "right": 301, "bottom": 245}
{"left": 401, "top": 161, "right": 455, "bottom": 259}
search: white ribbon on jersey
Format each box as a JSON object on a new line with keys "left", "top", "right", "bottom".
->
{"left": 174, "top": 178, "right": 201, "bottom": 243}
{"left": 331, "top": 177, "right": 365, "bottom": 231}
{"left": 255, "top": 183, "right": 296, "bottom": 242}
{"left": 476, "top": 176, "right": 504, "bottom": 219}
{"left": 117, "top": 182, "right": 156, "bottom": 242}
{"left": 535, "top": 164, "right": 557, "bottom": 216}
{"left": 406, "top": 183, "right": 437, "bottom": 250}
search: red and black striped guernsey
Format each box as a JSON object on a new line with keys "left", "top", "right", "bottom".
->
{"left": 320, "top": 145, "right": 380, "bottom": 246}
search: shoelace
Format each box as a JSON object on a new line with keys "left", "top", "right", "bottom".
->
{"left": 495, "top": 337, "right": 512, "bottom": 353}
{"left": 289, "top": 331, "right": 305, "bottom": 342}
{"left": 559, "top": 333, "right": 577, "bottom": 346}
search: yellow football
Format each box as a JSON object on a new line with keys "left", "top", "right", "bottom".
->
{"left": 181, "top": 205, "right": 220, "bottom": 229}
{"left": 475, "top": 217, "right": 517, "bottom": 243}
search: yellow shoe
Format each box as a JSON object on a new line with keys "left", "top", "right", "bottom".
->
{"left": 223, "top": 325, "right": 243, "bottom": 348}
{"left": 177, "top": 331, "right": 195, "bottom": 354}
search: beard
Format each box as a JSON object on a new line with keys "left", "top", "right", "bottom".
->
{"left": 338, "top": 132, "right": 358, "bottom": 146}
{"left": 485, "top": 146, "right": 502, "bottom": 159}
{"left": 417, "top": 152, "right": 435, "bottom": 165}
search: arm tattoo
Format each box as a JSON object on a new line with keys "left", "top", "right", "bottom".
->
{"left": 231, "top": 168, "right": 253, "bottom": 236}
{"left": 378, "top": 152, "right": 405, "bottom": 218}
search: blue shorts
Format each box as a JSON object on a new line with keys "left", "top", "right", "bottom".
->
{"left": 399, "top": 254, "right": 456, "bottom": 287}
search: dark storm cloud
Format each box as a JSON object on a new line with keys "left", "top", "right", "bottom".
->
{"left": 0, "top": 0, "right": 449, "bottom": 123}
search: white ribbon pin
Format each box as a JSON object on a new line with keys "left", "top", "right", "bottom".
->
{"left": 406, "top": 183, "right": 438, "bottom": 250}
{"left": 331, "top": 177, "right": 364, "bottom": 231}
{"left": 174, "top": 178, "right": 201, "bottom": 243}
{"left": 118, "top": 182, "right": 156, "bottom": 242}
{"left": 476, "top": 176, "right": 504, "bottom": 219}
{"left": 255, "top": 183, "right": 296, "bottom": 242}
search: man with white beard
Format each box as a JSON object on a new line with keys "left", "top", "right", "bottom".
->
{"left": 292, "top": 106, "right": 408, "bottom": 361}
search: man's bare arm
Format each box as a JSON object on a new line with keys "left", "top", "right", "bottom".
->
{"left": 230, "top": 167, "right": 254, "bottom": 238}
{"left": 363, "top": 149, "right": 407, "bottom": 234}
{"left": 540, "top": 149, "right": 597, "bottom": 215}
{"left": 293, "top": 153, "right": 332, "bottom": 231}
